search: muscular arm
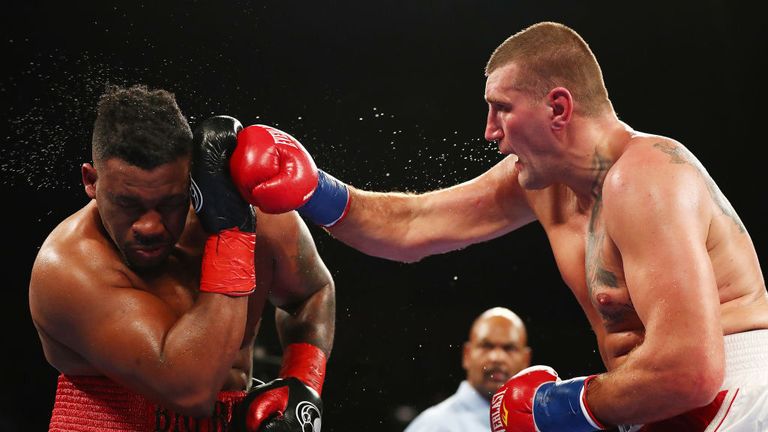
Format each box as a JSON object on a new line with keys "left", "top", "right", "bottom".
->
{"left": 258, "top": 210, "right": 335, "bottom": 356}
{"left": 588, "top": 147, "right": 724, "bottom": 425}
{"left": 327, "top": 155, "right": 536, "bottom": 262}
{"left": 29, "top": 240, "right": 248, "bottom": 416}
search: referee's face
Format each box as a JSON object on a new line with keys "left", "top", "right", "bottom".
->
{"left": 463, "top": 316, "right": 531, "bottom": 400}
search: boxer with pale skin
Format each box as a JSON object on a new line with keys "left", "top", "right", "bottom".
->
{"left": 29, "top": 85, "right": 334, "bottom": 431}
{"left": 232, "top": 22, "right": 768, "bottom": 431}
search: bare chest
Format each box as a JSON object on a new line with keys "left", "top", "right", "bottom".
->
{"left": 546, "top": 204, "right": 642, "bottom": 333}
{"left": 137, "top": 255, "right": 201, "bottom": 317}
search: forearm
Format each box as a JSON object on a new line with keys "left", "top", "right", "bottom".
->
{"left": 587, "top": 343, "right": 724, "bottom": 425}
{"left": 275, "top": 282, "right": 335, "bottom": 355}
{"left": 139, "top": 227, "right": 253, "bottom": 412}
{"left": 330, "top": 185, "right": 529, "bottom": 262}
{"left": 79, "top": 291, "right": 250, "bottom": 417}
{"left": 122, "top": 294, "right": 248, "bottom": 414}
{"left": 272, "top": 282, "right": 335, "bottom": 395}
{"left": 325, "top": 158, "right": 532, "bottom": 262}
{"left": 327, "top": 188, "right": 429, "bottom": 262}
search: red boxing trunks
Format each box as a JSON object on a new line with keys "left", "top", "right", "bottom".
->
{"left": 49, "top": 375, "right": 246, "bottom": 431}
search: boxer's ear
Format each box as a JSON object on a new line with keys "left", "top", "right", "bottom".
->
{"left": 82, "top": 163, "right": 98, "bottom": 199}
{"left": 547, "top": 87, "right": 573, "bottom": 131}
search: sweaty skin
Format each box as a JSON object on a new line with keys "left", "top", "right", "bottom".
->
{"left": 30, "top": 194, "right": 334, "bottom": 416}
{"left": 323, "top": 62, "right": 768, "bottom": 426}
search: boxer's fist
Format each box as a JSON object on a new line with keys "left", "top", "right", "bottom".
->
{"left": 490, "top": 366, "right": 605, "bottom": 432}
{"left": 230, "top": 125, "right": 318, "bottom": 214}
{"left": 232, "top": 377, "right": 323, "bottom": 432}
{"left": 191, "top": 116, "right": 257, "bottom": 296}
{"left": 191, "top": 116, "right": 255, "bottom": 234}
{"left": 490, "top": 365, "right": 558, "bottom": 432}
{"left": 230, "top": 124, "right": 350, "bottom": 227}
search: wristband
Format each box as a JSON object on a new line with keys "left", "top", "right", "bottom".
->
{"left": 298, "top": 170, "right": 350, "bottom": 227}
{"left": 279, "top": 343, "right": 328, "bottom": 395}
{"left": 199, "top": 228, "right": 256, "bottom": 296}
{"left": 533, "top": 375, "right": 606, "bottom": 432}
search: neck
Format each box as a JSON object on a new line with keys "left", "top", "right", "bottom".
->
{"left": 558, "top": 114, "right": 633, "bottom": 201}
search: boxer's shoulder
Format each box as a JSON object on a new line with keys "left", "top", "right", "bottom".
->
{"left": 30, "top": 203, "right": 138, "bottom": 330}
{"left": 34, "top": 202, "right": 130, "bottom": 286}
{"left": 30, "top": 209, "right": 135, "bottom": 372}
{"left": 611, "top": 134, "right": 693, "bottom": 176}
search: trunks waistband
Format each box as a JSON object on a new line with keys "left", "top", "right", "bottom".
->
{"left": 49, "top": 374, "right": 246, "bottom": 431}
{"left": 722, "top": 329, "right": 768, "bottom": 388}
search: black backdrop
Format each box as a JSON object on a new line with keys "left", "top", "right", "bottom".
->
{"left": 2, "top": 1, "right": 766, "bottom": 431}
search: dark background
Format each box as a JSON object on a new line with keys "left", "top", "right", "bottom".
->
{"left": 2, "top": 1, "right": 766, "bottom": 430}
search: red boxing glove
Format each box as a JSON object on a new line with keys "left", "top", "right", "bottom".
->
{"left": 230, "top": 125, "right": 319, "bottom": 214}
{"left": 491, "top": 365, "right": 606, "bottom": 432}
{"left": 491, "top": 365, "right": 557, "bottom": 432}
{"left": 243, "top": 343, "right": 327, "bottom": 431}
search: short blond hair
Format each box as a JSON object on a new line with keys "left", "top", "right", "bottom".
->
{"left": 486, "top": 22, "right": 611, "bottom": 116}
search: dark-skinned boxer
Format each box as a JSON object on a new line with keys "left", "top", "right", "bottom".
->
{"left": 29, "top": 85, "right": 333, "bottom": 431}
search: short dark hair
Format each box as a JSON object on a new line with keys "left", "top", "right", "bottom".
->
{"left": 486, "top": 22, "right": 611, "bottom": 117}
{"left": 91, "top": 84, "right": 193, "bottom": 169}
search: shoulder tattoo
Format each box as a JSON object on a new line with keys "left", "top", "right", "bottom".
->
{"left": 653, "top": 142, "right": 745, "bottom": 232}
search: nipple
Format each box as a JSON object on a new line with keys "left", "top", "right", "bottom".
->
{"left": 596, "top": 293, "right": 613, "bottom": 306}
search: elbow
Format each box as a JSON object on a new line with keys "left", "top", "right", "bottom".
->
{"left": 155, "top": 380, "right": 221, "bottom": 418}
{"left": 687, "top": 364, "right": 724, "bottom": 408}
{"left": 666, "top": 357, "right": 724, "bottom": 410}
